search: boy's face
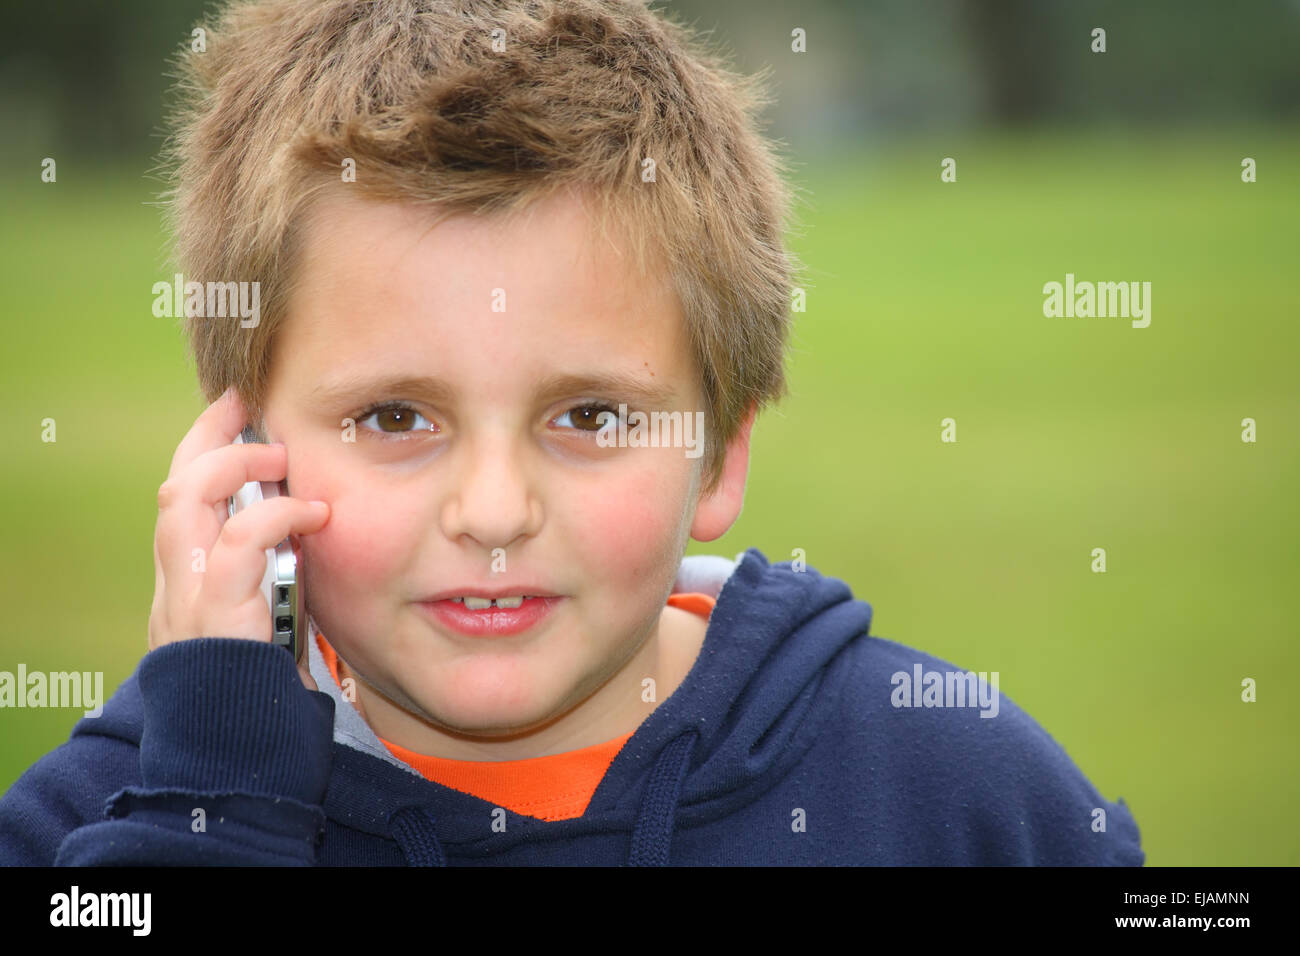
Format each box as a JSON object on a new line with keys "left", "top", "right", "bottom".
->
{"left": 262, "top": 190, "right": 750, "bottom": 748}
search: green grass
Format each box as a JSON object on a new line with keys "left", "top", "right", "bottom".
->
{"left": 3, "top": 128, "right": 1297, "bottom": 864}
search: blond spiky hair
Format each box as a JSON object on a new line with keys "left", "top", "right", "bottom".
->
{"left": 163, "top": 0, "right": 802, "bottom": 492}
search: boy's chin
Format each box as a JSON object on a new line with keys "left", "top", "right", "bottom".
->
{"left": 420, "top": 705, "right": 570, "bottom": 741}
{"left": 414, "top": 677, "right": 580, "bottom": 739}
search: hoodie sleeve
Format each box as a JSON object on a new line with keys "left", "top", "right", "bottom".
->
{"left": 0, "top": 639, "right": 336, "bottom": 866}
{"left": 0, "top": 730, "right": 144, "bottom": 866}
{"left": 944, "top": 691, "right": 1147, "bottom": 866}
{"left": 856, "top": 639, "right": 1145, "bottom": 866}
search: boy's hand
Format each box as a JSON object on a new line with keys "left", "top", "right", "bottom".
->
{"left": 148, "top": 387, "right": 330, "bottom": 691}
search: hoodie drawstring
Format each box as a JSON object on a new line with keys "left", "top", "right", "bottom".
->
{"left": 626, "top": 729, "right": 698, "bottom": 866}
{"left": 390, "top": 805, "right": 446, "bottom": 866}
{"left": 389, "top": 729, "right": 699, "bottom": 866}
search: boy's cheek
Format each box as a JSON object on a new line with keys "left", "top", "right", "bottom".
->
{"left": 565, "top": 468, "right": 687, "bottom": 577}
{"left": 288, "top": 444, "right": 415, "bottom": 578}
{"left": 299, "top": 488, "right": 416, "bottom": 590}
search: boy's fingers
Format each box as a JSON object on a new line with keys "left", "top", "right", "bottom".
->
{"left": 154, "top": 442, "right": 289, "bottom": 587}
{"left": 202, "top": 497, "right": 329, "bottom": 612}
{"left": 148, "top": 534, "right": 167, "bottom": 651}
{"left": 150, "top": 531, "right": 166, "bottom": 622}
{"left": 166, "top": 387, "right": 248, "bottom": 480}
{"left": 190, "top": 442, "right": 288, "bottom": 507}
{"left": 152, "top": 531, "right": 164, "bottom": 601}
{"left": 175, "top": 496, "right": 327, "bottom": 645}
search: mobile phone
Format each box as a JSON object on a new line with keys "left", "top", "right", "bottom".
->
{"left": 227, "top": 425, "right": 307, "bottom": 665}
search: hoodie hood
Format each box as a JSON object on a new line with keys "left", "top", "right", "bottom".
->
{"left": 305, "top": 547, "right": 873, "bottom": 865}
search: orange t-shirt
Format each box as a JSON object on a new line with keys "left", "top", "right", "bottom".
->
{"left": 316, "top": 592, "right": 717, "bottom": 821}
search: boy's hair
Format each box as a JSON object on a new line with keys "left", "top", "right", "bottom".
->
{"left": 164, "top": 0, "right": 803, "bottom": 492}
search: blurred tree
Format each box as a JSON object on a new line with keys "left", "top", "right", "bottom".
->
{"left": 957, "top": 0, "right": 1055, "bottom": 124}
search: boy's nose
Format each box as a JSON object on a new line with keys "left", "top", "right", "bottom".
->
{"left": 438, "top": 435, "right": 541, "bottom": 552}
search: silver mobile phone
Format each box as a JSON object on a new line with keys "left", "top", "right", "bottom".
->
{"left": 227, "top": 425, "right": 307, "bottom": 664}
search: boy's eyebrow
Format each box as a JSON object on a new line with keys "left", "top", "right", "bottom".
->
{"left": 308, "top": 371, "right": 680, "bottom": 408}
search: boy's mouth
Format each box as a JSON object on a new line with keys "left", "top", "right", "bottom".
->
{"left": 418, "top": 594, "right": 563, "bottom": 637}
{"left": 447, "top": 595, "right": 533, "bottom": 610}
{"left": 421, "top": 585, "right": 561, "bottom": 605}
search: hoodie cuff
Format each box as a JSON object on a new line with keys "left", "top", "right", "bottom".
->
{"left": 137, "top": 638, "right": 335, "bottom": 804}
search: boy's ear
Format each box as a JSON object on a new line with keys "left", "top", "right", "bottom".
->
{"left": 690, "top": 402, "right": 757, "bottom": 542}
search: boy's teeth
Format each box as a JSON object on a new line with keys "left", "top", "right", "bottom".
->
{"left": 456, "top": 595, "right": 526, "bottom": 610}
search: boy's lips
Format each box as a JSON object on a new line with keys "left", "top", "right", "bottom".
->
{"left": 416, "top": 595, "right": 563, "bottom": 638}
{"left": 418, "top": 586, "right": 563, "bottom": 603}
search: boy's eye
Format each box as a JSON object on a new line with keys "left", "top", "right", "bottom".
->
{"left": 554, "top": 403, "right": 621, "bottom": 433}
{"left": 356, "top": 403, "right": 433, "bottom": 435}
{"left": 352, "top": 402, "right": 624, "bottom": 437}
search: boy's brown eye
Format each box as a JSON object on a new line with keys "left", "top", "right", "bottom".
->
{"left": 567, "top": 405, "right": 616, "bottom": 431}
{"left": 357, "top": 403, "right": 431, "bottom": 434}
{"left": 376, "top": 408, "right": 417, "bottom": 432}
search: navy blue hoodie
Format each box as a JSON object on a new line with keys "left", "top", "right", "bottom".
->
{"left": 0, "top": 549, "right": 1143, "bottom": 865}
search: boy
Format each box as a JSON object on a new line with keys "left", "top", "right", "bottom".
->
{"left": 0, "top": 0, "right": 1143, "bottom": 865}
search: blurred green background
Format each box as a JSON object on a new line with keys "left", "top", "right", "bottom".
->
{"left": 2, "top": 0, "right": 1297, "bottom": 865}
